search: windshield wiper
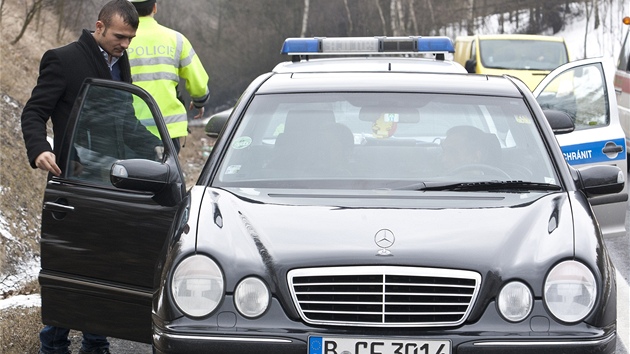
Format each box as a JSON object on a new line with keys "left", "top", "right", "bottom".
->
{"left": 418, "top": 180, "right": 562, "bottom": 192}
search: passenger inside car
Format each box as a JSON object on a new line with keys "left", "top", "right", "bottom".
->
{"left": 317, "top": 122, "right": 354, "bottom": 176}
{"left": 268, "top": 110, "right": 354, "bottom": 177}
{"left": 440, "top": 125, "right": 503, "bottom": 176}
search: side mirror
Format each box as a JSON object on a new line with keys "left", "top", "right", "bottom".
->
{"left": 111, "top": 159, "right": 182, "bottom": 206}
{"left": 574, "top": 165, "right": 625, "bottom": 197}
{"left": 205, "top": 108, "right": 233, "bottom": 138}
{"left": 543, "top": 109, "right": 574, "bottom": 134}
{"left": 464, "top": 59, "right": 476, "bottom": 73}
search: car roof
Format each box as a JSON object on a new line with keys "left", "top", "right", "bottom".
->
{"left": 257, "top": 71, "right": 524, "bottom": 97}
{"left": 272, "top": 56, "right": 467, "bottom": 74}
{"left": 456, "top": 34, "right": 566, "bottom": 42}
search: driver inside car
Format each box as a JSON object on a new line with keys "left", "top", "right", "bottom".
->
{"left": 440, "top": 125, "right": 502, "bottom": 175}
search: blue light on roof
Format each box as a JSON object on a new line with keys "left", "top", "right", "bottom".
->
{"left": 280, "top": 36, "right": 455, "bottom": 55}
{"left": 281, "top": 38, "right": 320, "bottom": 55}
{"left": 418, "top": 36, "right": 454, "bottom": 52}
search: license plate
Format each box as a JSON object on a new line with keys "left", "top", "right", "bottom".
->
{"left": 308, "top": 336, "right": 451, "bottom": 354}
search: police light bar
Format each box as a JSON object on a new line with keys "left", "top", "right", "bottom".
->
{"left": 280, "top": 36, "right": 455, "bottom": 55}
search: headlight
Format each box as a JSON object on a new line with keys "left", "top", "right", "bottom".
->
{"left": 544, "top": 261, "right": 596, "bottom": 323}
{"left": 497, "top": 281, "right": 533, "bottom": 322}
{"left": 171, "top": 255, "right": 224, "bottom": 317}
{"left": 234, "top": 277, "right": 270, "bottom": 318}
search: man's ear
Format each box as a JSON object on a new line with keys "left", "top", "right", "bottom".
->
{"left": 95, "top": 20, "right": 104, "bottom": 34}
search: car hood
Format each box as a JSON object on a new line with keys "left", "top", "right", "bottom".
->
{"left": 194, "top": 188, "right": 575, "bottom": 295}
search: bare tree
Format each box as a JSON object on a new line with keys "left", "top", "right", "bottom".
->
{"left": 375, "top": 0, "right": 387, "bottom": 35}
{"left": 0, "top": 0, "right": 5, "bottom": 25}
{"left": 583, "top": 0, "right": 593, "bottom": 59}
{"left": 407, "top": 0, "right": 418, "bottom": 34}
{"left": 390, "top": 0, "right": 403, "bottom": 36}
{"left": 422, "top": 0, "right": 434, "bottom": 33}
{"left": 593, "top": 0, "right": 600, "bottom": 30}
{"left": 342, "top": 0, "right": 353, "bottom": 35}
{"left": 54, "top": 0, "right": 88, "bottom": 42}
{"left": 300, "top": 0, "right": 309, "bottom": 37}
{"left": 55, "top": 0, "right": 64, "bottom": 40}
{"left": 11, "top": 0, "right": 45, "bottom": 44}
{"left": 466, "top": 0, "right": 475, "bottom": 35}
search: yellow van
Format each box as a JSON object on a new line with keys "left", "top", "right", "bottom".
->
{"left": 454, "top": 34, "right": 570, "bottom": 90}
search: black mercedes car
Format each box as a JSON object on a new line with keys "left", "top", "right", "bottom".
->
{"left": 39, "top": 36, "right": 625, "bottom": 353}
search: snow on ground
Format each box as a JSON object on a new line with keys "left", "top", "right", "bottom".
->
{"left": 0, "top": 293, "right": 40, "bottom": 310}
{"left": 0, "top": 189, "right": 41, "bottom": 307}
{"left": 0, "top": 209, "right": 40, "bottom": 309}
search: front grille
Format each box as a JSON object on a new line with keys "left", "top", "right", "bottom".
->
{"left": 288, "top": 266, "right": 481, "bottom": 327}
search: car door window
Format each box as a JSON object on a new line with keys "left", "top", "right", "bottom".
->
{"left": 536, "top": 62, "right": 609, "bottom": 130}
{"left": 68, "top": 85, "right": 163, "bottom": 184}
{"left": 618, "top": 30, "right": 630, "bottom": 72}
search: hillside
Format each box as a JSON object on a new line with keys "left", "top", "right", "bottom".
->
{"left": 0, "top": 0, "right": 65, "bottom": 294}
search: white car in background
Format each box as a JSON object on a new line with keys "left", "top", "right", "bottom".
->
{"left": 535, "top": 56, "right": 627, "bottom": 238}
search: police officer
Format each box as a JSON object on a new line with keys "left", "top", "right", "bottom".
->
{"left": 127, "top": 0, "right": 210, "bottom": 153}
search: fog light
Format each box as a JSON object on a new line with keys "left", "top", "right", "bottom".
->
{"left": 234, "top": 277, "right": 270, "bottom": 318}
{"left": 497, "top": 281, "right": 533, "bottom": 322}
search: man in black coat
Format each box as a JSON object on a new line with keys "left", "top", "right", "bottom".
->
{"left": 21, "top": 0, "right": 139, "bottom": 179}
{"left": 20, "top": 1, "right": 140, "bottom": 353}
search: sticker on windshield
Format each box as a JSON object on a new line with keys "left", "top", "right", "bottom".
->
{"left": 232, "top": 137, "right": 252, "bottom": 149}
{"left": 372, "top": 113, "right": 398, "bottom": 138}
{"left": 225, "top": 165, "right": 241, "bottom": 174}
{"left": 514, "top": 115, "right": 532, "bottom": 124}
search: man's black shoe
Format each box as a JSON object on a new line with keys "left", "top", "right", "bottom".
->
{"left": 78, "top": 348, "right": 111, "bottom": 354}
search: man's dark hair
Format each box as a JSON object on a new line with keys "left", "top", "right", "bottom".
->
{"left": 133, "top": 0, "right": 156, "bottom": 17}
{"left": 98, "top": 0, "right": 139, "bottom": 30}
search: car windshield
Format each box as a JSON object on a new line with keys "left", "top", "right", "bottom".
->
{"left": 212, "top": 92, "right": 559, "bottom": 190}
{"left": 479, "top": 39, "right": 568, "bottom": 71}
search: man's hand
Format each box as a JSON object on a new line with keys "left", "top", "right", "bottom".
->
{"left": 35, "top": 151, "right": 62, "bottom": 176}
{"left": 189, "top": 102, "right": 204, "bottom": 119}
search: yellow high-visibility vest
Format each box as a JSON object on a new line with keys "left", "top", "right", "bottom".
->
{"left": 127, "top": 16, "right": 210, "bottom": 138}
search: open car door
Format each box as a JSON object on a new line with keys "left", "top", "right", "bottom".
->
{"left": 39, "top": 79, "right": 185, "bottom": 343}
{"left": 534, "top": 57, "right": 628, "bottom": 238}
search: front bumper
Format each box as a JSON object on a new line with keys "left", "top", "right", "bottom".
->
{"left": 153, "top": 331, "right": 616, "bottom": 354}
{"left": 152, "top": 298, "right": 617, "bottom": 354}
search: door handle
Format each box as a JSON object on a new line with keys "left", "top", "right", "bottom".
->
{"left": 602, "top": 142, "right": 623, "bottom": 154}
{"left": 43, "top": 201, "right": 75, "bottom": 212}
